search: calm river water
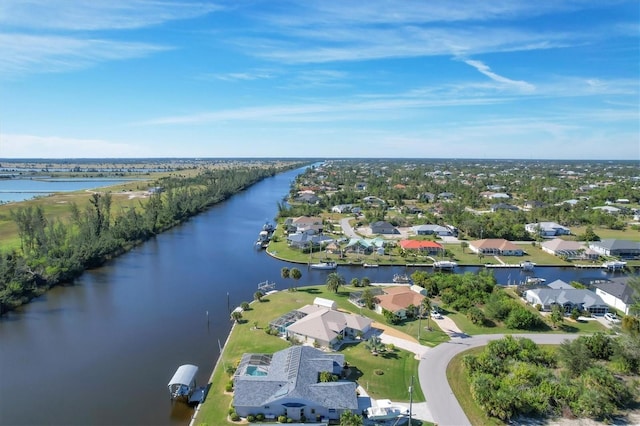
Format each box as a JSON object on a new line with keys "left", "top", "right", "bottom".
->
{"left": 0, "top": 165, "right": 634, "bottom": 425}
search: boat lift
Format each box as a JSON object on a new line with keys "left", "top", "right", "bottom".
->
{"left": 168, "top": 364, "right": 199, "bottom": 402}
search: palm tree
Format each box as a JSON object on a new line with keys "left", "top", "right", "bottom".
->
{"left": 253, "top": 291, "right": 264, "bottom": 302}
{"left": 326, "top": 272, "right": 345, "bottom": 293}
{"left": 281, "top": 267, "right": 290, "bottom": 280}
{"left": 365, "top": 335, "right": 385, "bottom": 356}
{"left": 421, "top": 296, "right": 432, "bottom": 330}
{"left": 231, "top": 310, "right": 242, "bottom": 323}
{"left": 290, "top": 267, "right": 302, "bottom": 290}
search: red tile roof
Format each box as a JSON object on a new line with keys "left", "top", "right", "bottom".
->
{"left": 399, "top": 240, "right": 443, "bottom": 250}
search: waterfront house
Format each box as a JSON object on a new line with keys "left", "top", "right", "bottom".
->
{"left": 468, "top": 239, "right": 523, "bottom": 256}
{"left": 594, "top": 279, "right": 638, "bottom": 315}
{"left": 525, "top": 222, "right": 571, "bottom": 237}
{"left": 331, "top": 204, "right": 353, "bottom": 214}
{"left": 290, "top": 216, "right": 324, "bottom": 234}
{"left": 374, "top": 286, "right": 425, "bottom": 319}
{"left": 399, "top": 239, "right": 443, "bottom": 255}
{"left": 233, "top": 346, "right": 358, "bottom": 422}
{"left": 589, "top": 239, "right": 640, "bottom": 259}
{"left": 541, "top": 239, "right": 599, "bottom": 260}
{"left": 285, "top": 305, "right": 372, "bottom": 348}
{"left": 523, "top": 288, "right": 609, "bottom": 315}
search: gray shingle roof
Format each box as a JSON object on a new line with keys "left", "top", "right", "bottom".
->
{"left": 594, "top": 281, "right": 638, "bottom": 305}
{"left": 233, "top": 346, "right": 357, "bottom": 410}
{"left": 526, "top": 288, "right": 607, "bottom": 308}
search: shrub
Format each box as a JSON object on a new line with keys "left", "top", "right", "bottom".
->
{"left": 535, "top": 304, "right": 542, "bottom": 311}
{"left": 256, "top": 413, "right": 265, "bottom": 421}
{"left": 505, "top": 306, "right": 543, "bottom": 330}
{"left": 278, "top": 415, "right": 287, "bottom": 423}
{"left": 467, "top": 306, "right": 486, "bottom": 325}
{"left": 225, "top": 381, "right": 234, "bottom": 392}
{"left": 374, "top": 369, "right": 384, "bottom": 375}
{"left": 247, "top": 415, "right": 255, "bottom": 422}
{"left": 228, "top": 407, "right": 236, "bottom": 415}
{"left": 230, "top": 413, "right": 240, "bottom": 421}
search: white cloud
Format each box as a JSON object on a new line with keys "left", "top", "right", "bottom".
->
{"left": 463, "top": 58, "right": 535, "bottom": 92}
{"left": 0, "top": 33, "right": 170, "bottom": 75}
{"left": 0, "top": 134, "right": 147, "bottom": 158}
{"left": 0, "top": 0, "right": 221, "bottom": 31}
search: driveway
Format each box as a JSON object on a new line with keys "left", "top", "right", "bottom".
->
{"left": 419, "top": 333, "right": 580, "bottom": 426}
{"left": 340, "top": 217, "right": 358, "bottom": 238}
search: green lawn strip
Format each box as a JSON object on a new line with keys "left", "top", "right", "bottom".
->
{"left": 447, "top": 347, "right": 503, "bottom": 426}
{"left": 568, "top": 226, "right": 640, "bottom": 242}
{"left": 196, "top": 286, "right": 427, "bottom": 425}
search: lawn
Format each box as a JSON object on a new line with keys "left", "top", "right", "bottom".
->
{"left": 195, "top": 285, "right": 427, "bottom": 425}
{"left": 568, "top": 226, "right": 640, "bottom": 242}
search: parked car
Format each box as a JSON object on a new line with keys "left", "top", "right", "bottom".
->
{"left": 604, "top": 313, "right": 621, "bottom": 323}
{"left": 431, "top": 311, "right": 443, "bottom": 319}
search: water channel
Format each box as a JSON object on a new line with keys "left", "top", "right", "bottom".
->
{"left": 0, "top": 165, "right": 634, "bottom": 425}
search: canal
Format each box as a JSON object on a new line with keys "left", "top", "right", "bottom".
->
{"left": 0, "top": 165, "right": 634, "bottom": 425}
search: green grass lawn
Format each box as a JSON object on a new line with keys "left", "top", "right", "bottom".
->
{"left": 569, "top": 225, "right": 640, "bottom": 242}
{"left": 195, "top": 285, "right": 428, "bottom": 425}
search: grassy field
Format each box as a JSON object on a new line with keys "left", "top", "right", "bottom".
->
{"left": 195, "top": 285, "right": 426, "bottom": 425}
{"left": 568, "top": 225, "right": 640, "bottom": 242}
{"left": 0, "top": 180, "right": 156, "bottom": 251}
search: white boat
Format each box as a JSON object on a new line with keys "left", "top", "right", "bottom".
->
{"left": 520, "top": 261, "right": 535, "bottom": 271}
{"left": 526, "top": 277, "right": 546, "bottom": 285}
{"left": 603, "top": 260, "right": 626, "bottom": 270}
{"left": 310, "top": 261, "right": 337, "bottom": 270}
{"left": 433, "top": 260, "right": 457, "bottom": 270}
{"left": 393, "top": 273, "right": 411, "bottom": 284}
{"left": 365, "top": 399, "right": 408, "bottom": 421}
{"left": 363, "top": 263, "right": 379, "bottom": 268}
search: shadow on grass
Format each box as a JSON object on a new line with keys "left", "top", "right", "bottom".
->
{"left": 298, "top": 288, "right": 321, "bottom": 294}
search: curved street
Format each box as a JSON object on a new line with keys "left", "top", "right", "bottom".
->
{"left": 418, "top": 333, "right": 580, "bottom": 426}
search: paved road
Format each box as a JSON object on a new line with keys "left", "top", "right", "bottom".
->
{"left": 340, "top": 217, "right": 358, "bottom": 238}
{"left": 419, "top": 333, "right": 580, "bottom": 426}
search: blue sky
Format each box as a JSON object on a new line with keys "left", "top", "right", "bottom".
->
{"left": 1, "top": 1, "right": 638, "bottom": 159}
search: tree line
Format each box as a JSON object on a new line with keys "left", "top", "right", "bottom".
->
{"left": 0, "top": 165, "right": 283, "bottom": 315}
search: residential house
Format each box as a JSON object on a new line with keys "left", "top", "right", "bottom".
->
{"left": 546, "top": 279, "right": 575, "bottom": 290}
{"left": 594, "top": 279, "right": 638, "bottom": 315}
{"left": 399, "top": 239, "right": 443, "bottom": 255}
{"left": 290, "top": 216, "right": 324, "bottom": 234}
{"left": 401, "top": 205, "right": 422, "bottom": 214}
{"left": 438, "top": 192, "right": 455, "bottom": 200}
{"left": 541, "top": 239, "right": 599, "bottom": 260}
{"left": 295, "top": 193, "right": 321, "bottom": 204}
{"left": 370, "top": 221, "right": 399, "bottom": 235}
{"left": 525, "top": 221, "right": 571, "bottom": 237}
{"left": 412, "top": 224, "right": 454, "bottom": 236}
{"left": 375, "top": 286, "right": 425, "bottom": 319}
{"left": 233, "top": 346, "right": 358, "bottom": 421}
{"left": 523, "top": 201, "right": 546, "bottom": 210}
{"left": 468, "top": 239, "right": 524, "bottom": 256}
{"left": 420, "top": 192, "right": 435, "bottom": 203}
{"left": 331, "top": 204, "right": 353, "bottom": 214}
{"left": 592, "top": 206, "right": 621, "bottom": 214}
{"left": 285, "top": 305, "right": 372, "bottom": 348}
{"left": 363, "top": 196, "right": 385, "bottom": 206}
{"left": 287, "top": 233, "right": 334, "bottom": 249}
{"left": 481, "top": 192, "right": 510, "bottom": 199}
{"left": 589, "top": 239, "right": 640, "bottom": 259}
{"left": 523, "top": 288, "right": 609, "bottom": 315}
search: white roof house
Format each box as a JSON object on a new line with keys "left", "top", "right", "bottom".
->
{"left": 594, "top": 280, "right": 638, "bottom": 315}
{"left": 524, "top": 288, "right": 609, "bottom": 315}
{"left": 541, "top": 239, "right": 599, "bottom": 260}
{"left": 286, "top": 305, "right": 372, "bottom": 348}
{"left": 525, "top": 222, "right": 571, "bottom": 237}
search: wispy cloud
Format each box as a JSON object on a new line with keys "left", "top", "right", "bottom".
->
{"left": 462, "top": 58, "right": 535, "bottom": 92}
{"left": 0, "top": 33, "right": 170, "bottom": 75}
{"left": 0, "top": 133, "right": 147, "bottom": 158}
{"left": 198, "top": 70, "right": 275, "bottom": 82}
{"left": 0, "top": 0, "right": 221, "bottom": 31}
